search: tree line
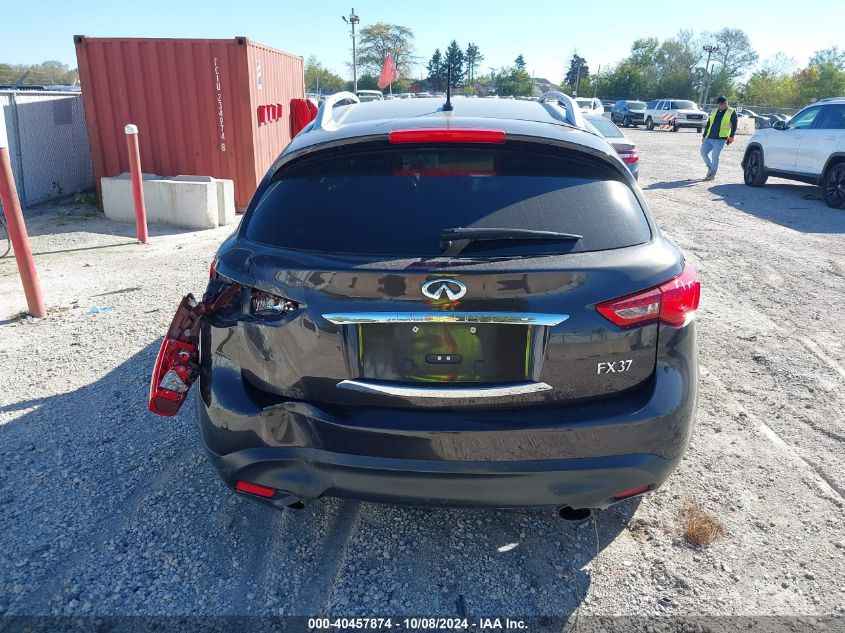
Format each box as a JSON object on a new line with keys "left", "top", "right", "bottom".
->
{"left": 0, "top": 61, "right": 78, "bottom": 86}
{"left": 578, "top": 30, "right": 845, "bottom": 108}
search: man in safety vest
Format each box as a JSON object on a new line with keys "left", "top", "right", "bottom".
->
{"left": 700, "top": 96, "right": 737, "bottom": 181}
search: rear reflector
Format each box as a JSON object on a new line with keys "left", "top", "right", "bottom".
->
{"left": 613, "top": 485, "right": 651, "bottom": 501}
{"left": 617, "top": 148, "right": 639, "bottom": 164}
{"left": 596, "top": 263, "right": 700, "bottom": 328}
{"left": 388, "top": 128, "right": 506, "bottom": 144}
{"left": 235, "top": 481, "right": 276, "bottom": 498}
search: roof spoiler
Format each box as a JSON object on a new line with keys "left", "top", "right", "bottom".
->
{"left": 539, "top": 91, "right": 586, "bottom": 129}
{"left": 313, "top": 91, "right": 361, "bottom": 131}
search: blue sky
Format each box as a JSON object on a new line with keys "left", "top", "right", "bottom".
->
{"left": 2, "top": 0, "right": 841, "bottom": 82}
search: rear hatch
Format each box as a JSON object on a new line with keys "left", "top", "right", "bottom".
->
{"left": 216, "top": 139, "right": 676, "bottom": 409}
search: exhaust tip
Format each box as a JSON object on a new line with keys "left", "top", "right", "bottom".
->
{"left": 557, "top": 506, "right": 592, "bottom": 522}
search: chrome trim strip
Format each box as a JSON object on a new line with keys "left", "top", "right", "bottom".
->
{"left": 336, "top": 380, "right": 553, "bottom": 398}
{"left": 322, "top": 312, "right": 569, "bottom": 326}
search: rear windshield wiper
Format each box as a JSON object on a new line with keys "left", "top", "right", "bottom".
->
{"left": 440, "top": 227, "right": 582, "bottom": 256}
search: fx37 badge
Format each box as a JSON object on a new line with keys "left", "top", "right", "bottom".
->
{"left": 597, "top": 359, "right": 633, "bottom": 374}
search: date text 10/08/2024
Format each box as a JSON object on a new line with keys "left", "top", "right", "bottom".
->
{"left": 307, "top": 618, "right": 528, "bottom": 630}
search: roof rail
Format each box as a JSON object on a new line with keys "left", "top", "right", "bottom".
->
{"left": 313, "top": 91, "right": 360, "bottom": 131}
{"left": 539, "top": 91, "right": 586, "bottom": 129}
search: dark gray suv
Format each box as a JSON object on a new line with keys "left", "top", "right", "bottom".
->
{"left": 149, "top": 93, "right": 700, "bottom": 513}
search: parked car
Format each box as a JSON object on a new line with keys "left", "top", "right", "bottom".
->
{"left": 644, "top": 99, "right": 707, "bottom": 132}
{"left": 584, "top": 114, "right": 640, "bottom": 179}
{"left": 610, "top": 100, "right": 647, "bottom": 128}
{"left": 575, "top": 97, "right": 605, "bottom": 115}
{"left": 356, "top": 90, "right": 384, "bottom": 102}
{"left": 742, "top": 98, "right": 845, "bottom": 208}
{"left": 149, "top": 92, "right": 700, "bottom": 514}
{"left": 415, "top": 91, "right": 433, "bottom": 98}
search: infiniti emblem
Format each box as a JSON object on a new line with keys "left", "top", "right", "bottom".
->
{"left": 421, "top": 279, "right": 467, "bottom": 301}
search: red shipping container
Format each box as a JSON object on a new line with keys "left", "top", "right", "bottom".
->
{"left": 74, "top": 36, "right": 305, "bottom": 211}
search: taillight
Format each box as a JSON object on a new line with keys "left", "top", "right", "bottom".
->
{"left": 617, "top": 148, "right": 639, "bottom": 164}
{"left": 250, "top": 290, "right": 299, "bottom": 317}
{"left": 149, "top": 337, "right": 198, "bottom": 416}
{"left": 596, "top": 264, "right": 700, "bottom": 328}
{"left": 388, "top": 128, "right": 506, "bottom": 144}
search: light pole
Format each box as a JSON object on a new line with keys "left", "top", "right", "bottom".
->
{"left": 700, "top": 44, "right": 720, "bottom": 107}
{"left": 574, "top": 62, "right": 584, "bottom": 97}
{"left": 342, "top": 8, "right": 360, "bottom": 93}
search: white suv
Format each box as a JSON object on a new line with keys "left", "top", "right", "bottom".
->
{"left": 742, "top": 98, "right": 845, "bottom": 208}
{"left": 575, "top": 97, "right": 604, "bottom": 116}
{"left": 644, "top": 99, "right": 707, "bottom": 132}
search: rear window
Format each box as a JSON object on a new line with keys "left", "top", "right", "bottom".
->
{"left": 245, "top": 146, "right": 650, "bottom": 257}
{"left": 673, "top": 100, "right": 698, "bottom": 110}
{"left": 586, "top": 118, "right": 625, "bottom": 138}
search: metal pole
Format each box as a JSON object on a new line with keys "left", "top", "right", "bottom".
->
{"left": 0, "top": 113, "right": 46, "bottom": 318}
{"left": 124, "top": 124, "right": 148, "bottom": 244}
{"left": 574, "top": 63, "right": 582, "bottom": 97}
{"left": 593, "top": 64, "right": 601, "bottom": 98}
{"left": 343, "top": 8, "right": 360, "bottom": 94}
{"left": 700, "top": 45, "right": 719, "bottom": 107}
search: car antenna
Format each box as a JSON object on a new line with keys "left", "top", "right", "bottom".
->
{"left": 443, "top": 64, "right": 453, "bottom": 112}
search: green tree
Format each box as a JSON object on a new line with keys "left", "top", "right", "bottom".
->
{"left": 356, "top": 23, "right": 416, "bottom": 78}
{"left": 0, "top": 60, "right": 78, "bottom": 85}
{"left": 346, "top": 74, "right": 379, "bottom": 91}
{"left": 304, "top": 56, "right": 345, "bottom": 94}
{"left": 809, "top": 46, "right": 845, "bottom": 71}
{"left": 710, "top": 28, "right": 759, "bottom": 83}
{"left": 564, "top": 54, "right": 589, "bottom": 93}
{"left": 427, "top": 49, "right": 446, "bottom": 92}
{"left": 465, "top": 43, "right": 484, "bottom": 84}
{"left": 444, "top": 40, "right": 465, "bottom": 88}
{"left": 796, "top": 64, "right": 845, "bottom": 103}
{"left": 497, "top": 65, "right": 533, "bottom": 97}
{"left": 514, "top": 54, "right": 527, "bottom": 72}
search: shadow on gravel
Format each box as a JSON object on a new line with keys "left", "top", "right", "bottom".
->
{"left": 708, "top": 183, "right": 845, "bottom": 233}
{"left": 644, "top": 179, "right": 700, "bottom": 190}
{"left": 0, "top": 340, "right": 637, "bottom": 618}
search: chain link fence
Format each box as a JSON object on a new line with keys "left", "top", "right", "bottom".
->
{"left": 0, "top": 90, "right": 94, "bottom": 208}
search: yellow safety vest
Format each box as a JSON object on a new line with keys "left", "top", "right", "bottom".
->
{"left": 705, "top": 106, "right": 735, "bottom": 139}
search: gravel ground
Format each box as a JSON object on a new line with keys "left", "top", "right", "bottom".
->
{"left": 1, "top": 129, "right": 844, "bottom": 623}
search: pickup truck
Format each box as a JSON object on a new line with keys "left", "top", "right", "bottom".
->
{"left": 644, "top": 99, "right": 707, "bottom": 132}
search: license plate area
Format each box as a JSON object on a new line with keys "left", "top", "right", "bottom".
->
{"left": 356, "top": 322, "right": 533, "bottom": 383}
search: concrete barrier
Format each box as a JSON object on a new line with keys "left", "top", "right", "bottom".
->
{"left": 102, "top": 173, "right": 236, "bottom": 230}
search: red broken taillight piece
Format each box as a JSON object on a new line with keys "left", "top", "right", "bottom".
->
{"left": 612, "top": 484, "right": 651, "bottom": 501}
{"left": 149, "top": 337, "right": 198, "bottom": 417}
{"left": 235, "top": 480, "right": 276, "bottom": 498}
{"left": 596, "top": 263, "right": 700, "bottom": 328}
{"left": 617, "top": 148, "right": 639, "bottom": 164}
{"left": 148, "top": 286, "right": 240, "bottom": 417}
{"left": 388, "top": 128, "right": 506, "bottom": 144}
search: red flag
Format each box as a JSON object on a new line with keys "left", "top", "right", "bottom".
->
{"left": 377, "top": 54, "right": 399, "bottom": 89}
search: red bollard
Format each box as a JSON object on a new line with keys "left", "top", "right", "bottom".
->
{"left": 124, "top": 124, "right": 149, "bottom": 244}
{"left": 0, "top": 115, "right": 46, "bottom": 318}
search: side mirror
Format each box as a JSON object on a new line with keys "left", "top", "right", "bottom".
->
{"left": 773, "top": 120, "right": 787, "bottom": 130}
